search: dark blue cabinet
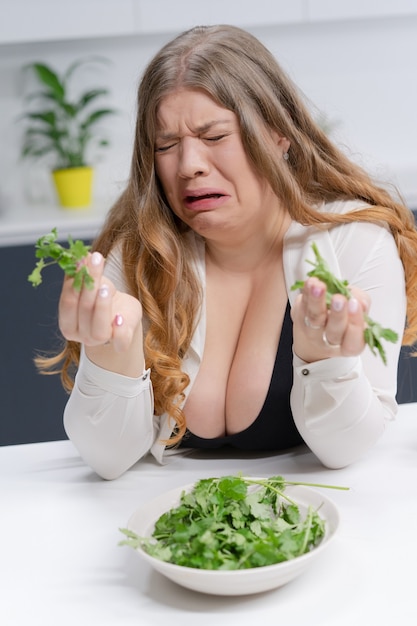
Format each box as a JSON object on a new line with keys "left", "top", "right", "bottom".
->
{"left": 1, "top": 242, "right": 71, "bottom": 445}
{"left": 398, "top": 209, "right": 417, "bottom": 404}
{"left": 397, "top": 346, "right": 417, "bottom": 404}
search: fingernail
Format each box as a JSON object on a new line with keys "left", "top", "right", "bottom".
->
{"left": 311, "top": 285, "right": 324, "bottom": 298}
{"left": 348, "top": 297, "right": 359, "bottom": 313}
{"left": 99, "top": 284, "right": 109, "bottom": 298}
{"left": 91, "top": 251, "right": 103, "bottom": 266}
{"left": 114, "top": 314, "right": 123, "bottom": 327}
{"left": 331, "top": 297, "right": 344, "bottom": 312}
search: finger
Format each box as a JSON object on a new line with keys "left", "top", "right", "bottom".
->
{"left": 86, "top": 280, "right": 117, "bottom": 345}
{"left": 302, "top": 278, "right": 328, "bottom": 329}
{"left": 77, "top": 252, "right": 106, "bottom": 340}
{"left": 341, "top": 297, "right": 367, "bottom": 355}
{"left": 59, "top": 275, "right": 83, "bottom": 339}
{"left": 79, "top": 251, "right": 105, "bottom": 299}
{"left": 108, "top": 292, "right": 143, "bottom": 352}
{"left": 109, "top": 313, "right": 129, "bottom": 352}
{"left": 323, "top": 294, "right": 348, "bottom": 346}
{"left": 350, "top": 286, "right": 371, "bottom": 315}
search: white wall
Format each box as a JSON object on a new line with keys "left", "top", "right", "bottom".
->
{"left": 253, "top": 16, "right": 417, "bottom": 203}
{"left": 0, "top": 11, "right": 416, "bottom": 215}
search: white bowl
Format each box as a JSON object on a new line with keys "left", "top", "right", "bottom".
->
{"left": 127, "top": 481, "right": 340, "bottom": 596}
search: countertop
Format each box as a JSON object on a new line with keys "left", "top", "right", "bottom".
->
{"left": 1, "top": 401, "right": 417, "bottom": 625}
{"left": 0, "top": 200, "right": 112, "bottom": 247}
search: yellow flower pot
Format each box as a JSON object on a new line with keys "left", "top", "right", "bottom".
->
{"left": 52, "top": 166, "right": 93, "bottom": 208}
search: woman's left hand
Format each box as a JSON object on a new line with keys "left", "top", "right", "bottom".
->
{"left": 291, "top": 277, "right": 370, "bottom": 363}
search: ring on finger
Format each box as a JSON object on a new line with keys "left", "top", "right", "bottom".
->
{"left": 322, "top": 330, "right": 341, "bottom": 348}
{"left": 304, "top": 315, "right": 323, "bottom": 331}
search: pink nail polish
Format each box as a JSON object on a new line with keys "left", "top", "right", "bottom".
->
{"left": 114, "top": 314, "right": 123, "bottom": 327}
{"left": 311, "top": 285, "right": 323, "bottom": 298}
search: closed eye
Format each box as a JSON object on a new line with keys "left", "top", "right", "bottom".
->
{"left": 205, "top": 134, "right": 227, "bottom": 142}
{"left": 155, "top": 133, "right": 230, "bottom": 153}
{"left": 155, "top": 142, "right": 177, "bottom": 153}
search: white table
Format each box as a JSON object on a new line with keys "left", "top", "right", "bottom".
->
{"left": 1, "top": 403, "right": 416, "bottom": 626}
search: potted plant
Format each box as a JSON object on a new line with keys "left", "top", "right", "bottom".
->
{"left": 19, "top": 58, "right": 117, "bottom": 208}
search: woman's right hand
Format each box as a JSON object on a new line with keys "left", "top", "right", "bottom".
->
{"left": 58, "top": 251, "right": 144, "bottom": 376}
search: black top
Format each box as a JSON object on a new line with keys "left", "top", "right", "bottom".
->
{"left": 180, "top": 302, "right": 303, "bottom": 451}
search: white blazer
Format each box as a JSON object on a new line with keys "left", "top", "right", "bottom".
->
{"left": 64, "top": 200, "right": 406, "bottom": 479}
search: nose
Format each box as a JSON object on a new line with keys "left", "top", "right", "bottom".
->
{"left": 178, "top": 137, "right": 209, "bottom": 179}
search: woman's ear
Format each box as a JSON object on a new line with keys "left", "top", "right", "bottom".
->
{"left": 272, "top": 131, "right": 290, "bottom": 156}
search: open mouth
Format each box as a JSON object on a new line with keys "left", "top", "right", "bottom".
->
{"left": 186, "top": 193, "right": 224, "bottom": 203}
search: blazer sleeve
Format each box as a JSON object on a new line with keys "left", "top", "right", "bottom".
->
{"left": 286, "top": 218, "right": 405, "bottom": 468}
{"left": 64, "top": 352, "right": 157, "bottom": 479}
{"left": 62, "top": 246, "right": 158, "bottom": 479}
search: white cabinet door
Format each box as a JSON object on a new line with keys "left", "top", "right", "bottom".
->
{"left": 133, "top": 0, "right": 307, "bottom": 34}
{"left": 307, "top": 0, "right": 417, "bottom": 22}
{"left": 0, "top": 0, "right": 136, "bottom": 44}
{"left": 2, "top": 0, "right": 414, "bottom": 45}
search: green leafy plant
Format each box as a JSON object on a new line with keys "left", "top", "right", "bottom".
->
{"left": 19, "top": 58, "right": 117, "bottom": 170}
{"left": 28, "top": 228, "right": 93, "bottom": 291}
{"left": 119, "top": 475, "right": 348, "bottom": 570}
{"left": 291, "top": 242, "right": 399, "bottom": 364}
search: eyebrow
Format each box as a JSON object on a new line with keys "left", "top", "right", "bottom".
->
{"left": 155, "top": 119, "right": 234, "bottom": 141}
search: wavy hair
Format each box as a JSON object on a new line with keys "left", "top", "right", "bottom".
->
{"left": 40, "top": 24, "right": 417, "bottom": 441}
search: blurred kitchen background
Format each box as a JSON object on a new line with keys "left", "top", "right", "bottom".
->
{"left": 1, "top": 0, "right": 416, "bottom": 444}
{"left": 1, "top": 1, "right": 417, "bottom": 227}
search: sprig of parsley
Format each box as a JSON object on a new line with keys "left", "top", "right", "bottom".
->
{"left": 28, "top": 228, "right": 93, "bottom": 291}
{"left": 119, "top": 475, "right": 347, "bottom": 570}
{"left": 291, "top": 242, "right": 398, "bottom": 364}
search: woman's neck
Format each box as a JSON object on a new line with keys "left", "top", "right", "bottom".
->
{"left": 204, "top": 210, "right": 291, "bottom": 274}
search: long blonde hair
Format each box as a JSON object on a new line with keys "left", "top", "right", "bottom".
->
{"left": 41, "top": 25, "right": 417, "bottom": 440}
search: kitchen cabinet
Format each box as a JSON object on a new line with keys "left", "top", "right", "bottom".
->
{"left": 397, "top": 346, "right": 417, "bottom": 404}
{"left": 396, "top": 209, "right": 417, "bottom": 405}
{"left": 2, "top": 0, "right": 417, "bottom": 46}
{"left": 308, "top": 0, "right": 417, "bottom": 22}
{"left": 133, "top": 0, "right": 306, "bottom": 34}
{"left": 0, "top": 0, "right": 306, "bottom": 45}
{"left": 0, "top": 0, "right": 137, "bottom": 44}
{"left": 0, "top": 241, "right": 73, "bottom": 445}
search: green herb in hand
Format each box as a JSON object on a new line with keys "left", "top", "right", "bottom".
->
{"left": 119, "top": 475, "right": 347, "bottom": 570}
{"left": 291, "top": 242, "right": 398, "bottom": 364}
{"left": 28, "top": 228, "right": 93, "bottom": 291}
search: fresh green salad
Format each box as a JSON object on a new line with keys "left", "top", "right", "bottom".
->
{"left": 291, "top": 242, "right": 398, "bottom": 364}
{"left": 28, "top": 228, "right": 93, "bottom": 291}
{"left": 119, "top": 475, "right": 347, "bottom": 571}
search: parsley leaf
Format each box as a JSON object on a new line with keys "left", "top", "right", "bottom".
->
{"left": 119, "top": 475, "right": 347, "bottom": 570}
{"left": 28, "top": 228, "right": 93, "bottom": 291}
{"left": 291, "top": 242, "right": 399, "bottom": 364}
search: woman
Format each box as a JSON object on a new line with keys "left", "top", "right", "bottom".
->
{"left": 54, "top": 25, "right": 417, "bottom": 479}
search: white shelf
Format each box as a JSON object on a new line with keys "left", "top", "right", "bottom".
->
{"left": 0, "top": 201, "right": 110, "bottom": 247}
